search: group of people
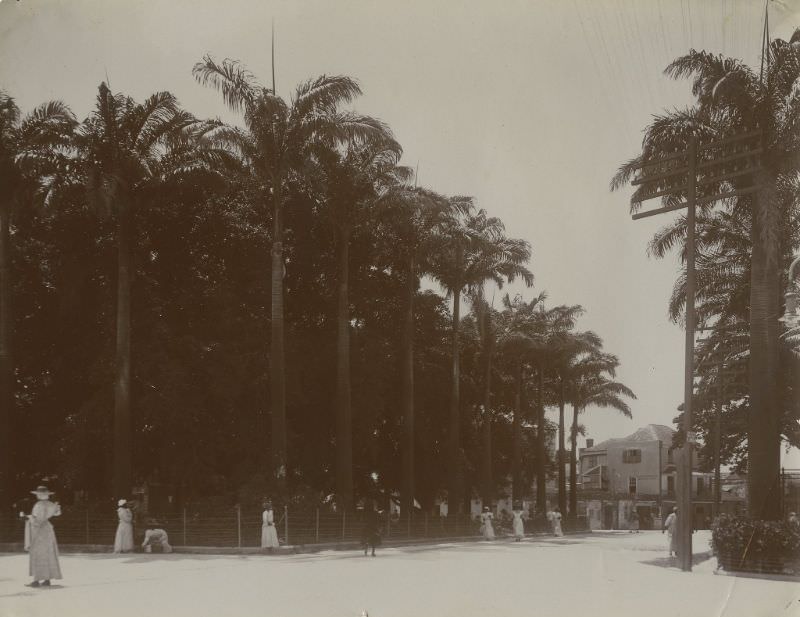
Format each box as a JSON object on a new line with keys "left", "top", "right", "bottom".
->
{"left": 118, "top": 497, "right": 282, "bottom": 554}
{"left": 546, "top": 507, "right": 564, "bottom": 537}
{"left": 113, "top": 498, "right": 173, "bottom": 554}
{"left": 479, "top": 504, "right": 564, "bottom": 541}
{"left": 19, "top": 484, "right": 178, "bottom": 588}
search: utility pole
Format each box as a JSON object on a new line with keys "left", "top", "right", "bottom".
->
{"left": 714, "top": 378, "right": 722, "bottom": 519}
{"left": 629, "top": 131, "right": 762, "bottom": 571}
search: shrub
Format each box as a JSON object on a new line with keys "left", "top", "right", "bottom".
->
{"left": 711, "top": 515, "right": 800, "bottom": 573}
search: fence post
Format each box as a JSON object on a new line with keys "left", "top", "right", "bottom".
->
{"left": 236, "top": 505, "right": 242, "bottom": 549}
{"left": 315, "top": 508, "right": 320, "bottom": 543}
{"left": 284, "top": 505, "right": 289, "bottom": 546}
{"left": 342, "top": 510, "right": 346, "bottom": 540}
{"left": 85, "top": 509, "right": 90, "bottom": 545}
{"left": 183, "top": 508, "right": 187, "bottom": 546}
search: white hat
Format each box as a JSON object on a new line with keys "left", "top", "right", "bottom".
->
{"left": 118, "top": 499, "right": 127, "bottom": 507}
{"left": 30, "top": 485, "right": 54, "bottom": 497}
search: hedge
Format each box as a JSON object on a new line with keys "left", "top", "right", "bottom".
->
{"left": 711, "top": 515, "right": 800, "bottom": 575}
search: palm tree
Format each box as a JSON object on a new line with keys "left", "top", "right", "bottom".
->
{"left": 549, "top": 329, "right": 603, "bottom": 516}
{"left": 193, "top": 57, "right": 386, "bottom": 485}
{"left": 376, "top": 186, "right": 451, "bottom": 520}
{"left": 428, "top": 207, "right": 533, "bottom": 514}
{"left": 497, "top": 291, "right": 548, "bottom": 504}
{"left": 611, "top": 31, "right": 800, "bottom": 518}
{"left": 500, "top": 299, "right": 583, "bottom": 516}
{"left": 76, "top": 83, "right": 223, "bottom": 497}
{"left": 472, "top": 291, "right": 497, "bottom": 507}
{"left": 0, "top": 92, "right": 76, "bottom": 503}
{"left": 567, "top": 353, "right": 635, "bottom": 519}
{"left": 318, "top": 133, "right": 409, "bottom": 510}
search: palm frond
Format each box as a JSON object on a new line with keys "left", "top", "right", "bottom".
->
{"left": 193, "top": 56, "right": 258, "bottom": 113}
{"left": 292, "top": 75, "right": 362, "bottom": 119}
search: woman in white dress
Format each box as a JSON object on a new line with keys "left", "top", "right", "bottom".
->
{"left": 480, "top": 507, "right": 495, "bottom": 540}
{"left": 113, "top": 499, "right": 134, "bottom": 553}
{"left": 663, "top": 507, "right": 678, "bottom": 557}
{"left": 261, "top": 500, "right": 280, "bottom": 551}
{"left": 511, "top": 507, "right": 525, "bottom": 541}
{"left": 25, "top": 485, "right": 62, "bottom": 587}
{"left": 552, "top": 507, "right": 564, "bottom": 537}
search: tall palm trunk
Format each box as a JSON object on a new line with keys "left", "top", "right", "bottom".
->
{"left": 336, "top": 225, "right": 353, "bottom": 511}
{"left": 447, "top": 286, "right": 462, "bottom": 515}
{"left": 748, "top": 182, "right": 781, "bottom": 520}
{"left": 536, "top": 363, "right": 546, "bottom": 515}
{"left": 270, "top": 179, "right": 287, "bottom": 486}
{"left": 113, "top": 201, "right": 133, "bottom": 498}
{"left": 400, "top": 254, "right": 415, "bottom": 521}
{"left": 569, "top": 403, "right": 579, "bottom": 520}
{"left": 557, "top": 378, "right": 566, "bottom": 515}
{"left": 0, "top": 205, "right": 12, "bottom": 504}
{"left": 511, "top": 361, "right": 522, "bottom": 503}
{"left": 480, "top": 309, "right": 493, "bottom": 507}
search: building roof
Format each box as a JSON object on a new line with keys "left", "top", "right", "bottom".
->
{"left": 583, "top": 424, "right": 675, "bottom": 453}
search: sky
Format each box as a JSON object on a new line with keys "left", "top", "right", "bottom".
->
{"left": 1, "top": 0, "right": 799, "bottom": 462}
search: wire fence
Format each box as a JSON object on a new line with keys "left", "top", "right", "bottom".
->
{"left": 0, "top": 506, "right": 589, "bottom": 549}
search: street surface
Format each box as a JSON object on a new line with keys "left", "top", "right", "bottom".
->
{"left": 0, "top": 531, "right": 798, "bottom": 617}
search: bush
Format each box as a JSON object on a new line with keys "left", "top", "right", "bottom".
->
{"left": 711, "top": 515, "right": 800, "bottom": 574}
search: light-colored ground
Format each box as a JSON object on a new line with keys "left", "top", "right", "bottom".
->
{"left": 0, "top": 531, "right": 798, "bottom": 617}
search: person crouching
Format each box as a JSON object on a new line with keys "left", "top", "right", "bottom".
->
{"left": 142, "top": 528, "right": 173, "bottom": 553}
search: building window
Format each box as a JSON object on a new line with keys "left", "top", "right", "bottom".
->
{"left": 696, "top": 477, "right": 703, "bottom": 496}
{"left": 622, "top": 449, "right": 642, "bottom": 464}
{"left": 667, "top": 449, "right": 673, "bottom": 464}
{"left": 667, "top": 476, "right": 675, "bottom": 494}
{"left": 629, "top": 477, "right": 637, "bottom": 494}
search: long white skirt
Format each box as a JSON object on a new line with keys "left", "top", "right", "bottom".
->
{"left": 513, "top": 517, "right": 524, "bottom": 539}
{"left": 114, "top": 521, "right": 134, "bottom": 553}
{"left": 261, "top": 523, "right": 279, "bottom": 548}
{"left": 29, "top": 521, "right": 62, "bottom": 580}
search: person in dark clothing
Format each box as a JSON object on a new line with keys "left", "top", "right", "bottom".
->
{"left": 361, "top": 503, "right": 382, "bottom": 557}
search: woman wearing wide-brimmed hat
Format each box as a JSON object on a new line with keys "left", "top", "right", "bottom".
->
{"left": 24, "top": 485, "right": 62, "bottom": 587}
{"left": 113, "top": 499, "right": 134, "bottom": 553}
{"left": 480, "top": 506, "right": 495, "bottom": 540}
{"left": 261, "top": 500, "right": 279, "bottom": 551}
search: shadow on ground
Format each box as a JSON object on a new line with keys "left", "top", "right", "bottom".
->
{"left": 639, "top": 551, "right": 713, "bottom": 570}
{"left": 0, "top": 584, "right": 66, "bottom": 599}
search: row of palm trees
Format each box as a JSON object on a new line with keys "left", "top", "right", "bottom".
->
{"left": 0, "top": 56, "right": 634, "bottom": 513}
{"left": 492, "top": 294, "right": 634, "bottom": 517}
{"left": 612, "top": 29, "right": 800, "bottom": 519}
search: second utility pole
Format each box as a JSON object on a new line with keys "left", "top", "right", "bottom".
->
{"left": 629, "top": 130, "right": 762, "bottom": 571}
{"left": 678, "top": 137, "right": 697, "bottom": 573}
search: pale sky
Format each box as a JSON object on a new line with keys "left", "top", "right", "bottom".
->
{"left": 1, "top": 0, "right": 799, "bottom": 462}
